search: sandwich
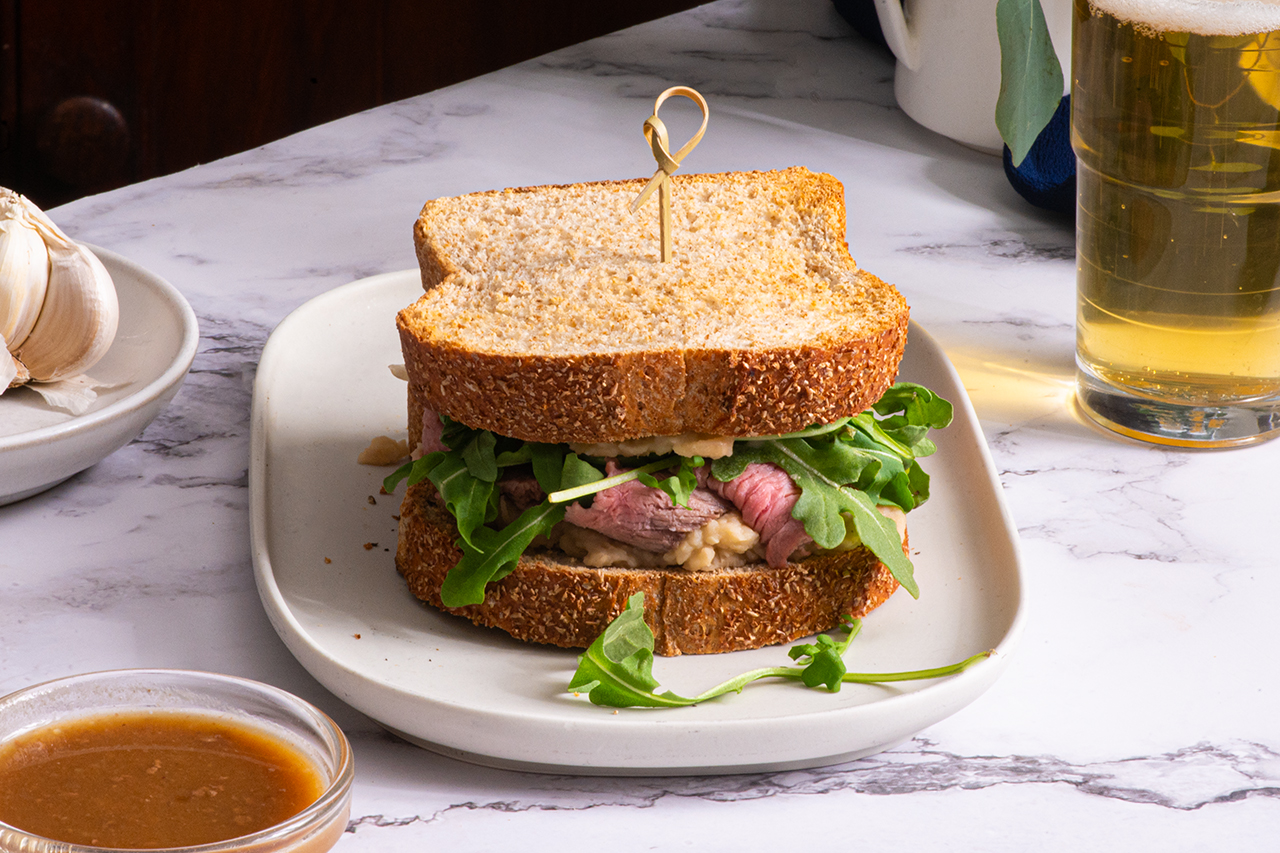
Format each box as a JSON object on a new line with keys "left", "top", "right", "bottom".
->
{"left": 386, "top": 167, "right": 951, "bottom": 656}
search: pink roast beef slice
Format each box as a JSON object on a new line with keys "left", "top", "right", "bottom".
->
{"left": 703, "top": 462, "right": 812, "bottom": 568}
{"left": 564, "top": 461, "right": 731, "bottom": 552}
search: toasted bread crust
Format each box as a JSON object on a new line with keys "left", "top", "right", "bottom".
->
{"left": 400, "top": 307, "right": 907, "bottom": 446}
{"left": 400, "top": 168, "right": 909, "bottom": 446}
{"left": 394, "top": 484, "right": 903, "bottom": 656}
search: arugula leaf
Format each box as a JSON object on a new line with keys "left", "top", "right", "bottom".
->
{"left": 383, "top": 425, "right": 601, "bottom": 605}
{"left": 383, "top": 452, "right": 496, "bottom": 546}
{"left": 494, "top": 443, "right": 535, "bottom": 468}
{"left": 560, "top": 452, "right": 605, "bottom": 495}
{"left": 568, "top": 592, "right": 689, "bottom": 707}
{"left": 568, "top": 594, "right": 992, "bottom": 709}
{"left": 439, "top": 501, "right": 567, "bottom": 606}
{"left": 871, "top": 382, "right": 953, "bottom": 451}
{"left": 460, "top": 430, "right": 498, "bottom": 481}
{"left": 425, "top": 453, "right": 498, "bottom": 545}
{"left": 636, "top": 455, "right": 704, "bottom": 508}
{"left": 847, "top": 491, "right": 919, "bottom": 598}
{"left": 758, "top": 419, "right": 853, "bottom": 441}
{"left": 845, "top": 418, "right": 922, "bottom": 512}
{"left": 710, "top": 436, "right": 919, "bottom": 597}
{"left": 382, "top": 457, "right": 421, "bottom": 494}
{"left": 529, "top": 443, "right": 569, "bottom": 493}
{"left": 439, "top": 414, "right": 478, "bottom": 450}
{"left": 788, "top": 632, "right": 849, "bottom": 690}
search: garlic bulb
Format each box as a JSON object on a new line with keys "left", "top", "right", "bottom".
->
{"left": 0, "top": 189, "right": 118, "bottom": 400}
{"left": 0, "top": 195, "right": 49, "bottom": 356}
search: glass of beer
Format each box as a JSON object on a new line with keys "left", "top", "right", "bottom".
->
{"left": 1073, "top": 0, "right": 1280, "bottom": 446}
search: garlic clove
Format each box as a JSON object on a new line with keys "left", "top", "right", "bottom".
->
{"left": 1, "top": 333, "right": 21, "bottom": 389}
{"left": 0, "top": 190, "right": 51, "bottom": 351}
{"left": 12, "top": 228, "right": 118, "bottom": 384}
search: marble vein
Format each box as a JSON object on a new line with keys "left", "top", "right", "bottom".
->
{"left": 339, "top": 737, "right": 1280, "bottom": 837}
{"left": 900, "top": 235, "right": 1076, "bottom": 263}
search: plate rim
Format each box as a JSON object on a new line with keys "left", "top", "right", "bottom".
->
{"left": 250, "top": 270, "right": 1027, "bottom": 774}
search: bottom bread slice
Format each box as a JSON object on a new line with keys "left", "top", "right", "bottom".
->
{"left": 394, "top": 483, "right": 904, "bottom": 656}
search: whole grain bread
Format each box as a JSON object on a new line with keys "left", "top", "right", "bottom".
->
{"left": 398, "top": 167, "right": 909, "bottom": 447}
{"left": 395, "top": 484, "right": 903, "bottom": 656}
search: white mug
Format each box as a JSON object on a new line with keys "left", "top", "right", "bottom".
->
{"left": 873, "top": 0, "right": 1072, "bottom": 154}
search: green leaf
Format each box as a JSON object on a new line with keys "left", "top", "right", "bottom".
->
{"left": 568, "top": 593, "right": 693, "bottom": 707}
{"left": 636, "top": 456, "right": 704, "bottom": 508}
{"left": 460, "top": 430, "right": 498, "bottom": 481}
{"left": 906, "top": 460, "right": 932, "bottom": 506}
{"left": 788, "top": 634, "right": 848, "bottom": 690}
{"left": 425, "top": 454, "right": 497, "bottom": 545}
{"left": 439, "top": 501, "right": 566, "bottom": 606}
{"left": 560, "top": 453, "right": 605, "bottom": 495}
{"left": 781, "top": 441, "right": 875, "bottom": 549}
{"left": 494, "top": 443, "right": 535, "bottom": 468}
{"left": 569, "top": 599, "right": 992, "bottom": 709}
{"left": 852, "top": 384, "right": 953, "bottom": 512}
{"left": 758, "top": 418, "right": 853, "bottom": 441}
{"left": 872, "top": 382, "right": 953, "bottom": 444}
{"left": 438, "top": 414, "right": 477, "bottom": 449}
{"left": 996, "top": 0, "right": 1064, "bottom": 166}
{"left": 529, "top": 443, "right": 569, "bottom": 493}
{"left": 847, "top": 491, "right": 918, "bottom": 598}
{"left": 382, "top": 459, "right": 416, "bottom": 494}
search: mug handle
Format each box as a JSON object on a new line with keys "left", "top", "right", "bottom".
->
{"left": 873, "top": 0, "right": 920, "bottom": 71}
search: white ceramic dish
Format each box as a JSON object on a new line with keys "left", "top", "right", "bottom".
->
{"left": 0, "top": 246, "right": 199, "bottom": 505}
{"left": 250, "top": 271, "right": 1024, "bottom": 776}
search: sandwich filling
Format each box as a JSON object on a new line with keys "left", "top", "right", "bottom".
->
{"left": 386, "top": 382, "right": 951, "bottom": 608}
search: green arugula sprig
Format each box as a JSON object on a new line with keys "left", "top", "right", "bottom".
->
{"left": 546, "top": 453, "right": 706, "bottom": 508}
{"left": 711, "top": 382, "right": 951, "bottom": 598}
{"left": 567, "top": 593, "right": 992, "bottom": 708}
{"left": 384, "top": 383, "right": 952, "bottom": 607}
{"left": 384, "top": 423, "right": 606, "bottom": 605}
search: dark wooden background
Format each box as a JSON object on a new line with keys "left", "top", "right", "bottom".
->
{"left": 0, "top": 1, "right": 704, "bottom": 208}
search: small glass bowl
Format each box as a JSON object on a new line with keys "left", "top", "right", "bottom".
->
{"left": 0, "top": 669, "right": 353, "bottom": 853}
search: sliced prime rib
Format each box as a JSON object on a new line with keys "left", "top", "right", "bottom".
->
{"left": 498, "top": 471, "right": 546, "bottom": 514}
{"left": 564, "top": 461, "right": 732, "bottom": 553}
{"left": 419, "top": 407, "right": 447, "bottom": 454}
{"left": 702, "top": 462, "right": 813, "bottom": 568}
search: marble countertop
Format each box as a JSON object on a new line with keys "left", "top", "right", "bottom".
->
{"left": 5, "top": 0, "right": 1280, "bottom": 848}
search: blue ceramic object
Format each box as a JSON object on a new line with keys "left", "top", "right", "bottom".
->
{"left": 1002, "top": 95, "right": 1076, "bottom": 216}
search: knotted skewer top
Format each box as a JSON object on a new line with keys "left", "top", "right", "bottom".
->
{"left": 630, "top": 86, "right": 709, "bottom": 263}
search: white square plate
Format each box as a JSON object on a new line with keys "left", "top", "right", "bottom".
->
{"left": 250, "top": 270, "right": 1024, "bottom": 775}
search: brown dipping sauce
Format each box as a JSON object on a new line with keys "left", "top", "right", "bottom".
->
{"left": 0, "top": 710, "right": 327, "bottom": 849}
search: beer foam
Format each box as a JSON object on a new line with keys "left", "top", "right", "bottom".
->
{"left": 1090, "top": 0, "right": 1280, "bottom": 35}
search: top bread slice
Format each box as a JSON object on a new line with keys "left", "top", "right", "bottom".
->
{"left": 398, "top": 167, "right": 909, "bottom": 446}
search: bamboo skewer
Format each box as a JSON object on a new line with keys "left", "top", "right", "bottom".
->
{"left": 630, "top": 86, "right": 709, "bottom": 262}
